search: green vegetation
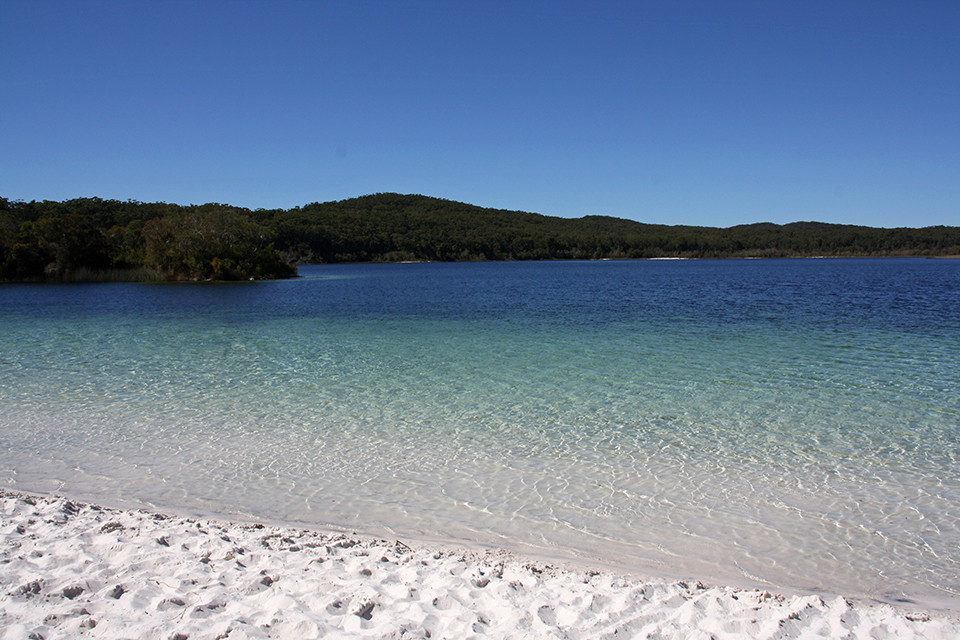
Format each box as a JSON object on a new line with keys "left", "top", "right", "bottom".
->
{"left": 0, "top": 198, "right": 295, "bottom": 282}
{"left": 142, "top": 207, "right": 295, "bottom": 281}
{"left": 2, "top": 193, "right": 958, "bottom": 282}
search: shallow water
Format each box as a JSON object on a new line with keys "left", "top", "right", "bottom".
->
{"left": 2, "top": 258, "right": 959, "bottom": 609}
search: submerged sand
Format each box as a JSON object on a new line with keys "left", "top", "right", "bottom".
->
{"left": 1, "top": 490, "right": 956, "bottom": 639}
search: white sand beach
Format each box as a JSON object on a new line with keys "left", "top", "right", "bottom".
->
{"left": 1, "top": 490, "right": 956, "bottom": 640}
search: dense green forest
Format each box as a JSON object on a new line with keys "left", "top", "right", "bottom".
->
{"left": 1, "top": 193, "right": 958, "bottom": 282}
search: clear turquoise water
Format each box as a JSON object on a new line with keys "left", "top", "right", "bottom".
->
{"left": 1, "top": 259, "right": 959, "bottom": 609}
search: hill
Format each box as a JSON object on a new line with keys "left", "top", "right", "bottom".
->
{"left": 2, "top": 193, "right": 958, "bottom": 281}
{"left": 251, "top": 193, "right": 960, "bottom": 263}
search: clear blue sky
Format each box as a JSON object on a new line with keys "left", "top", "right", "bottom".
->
{"left": 2, "top": 1, "right": 957, "bottom": 228}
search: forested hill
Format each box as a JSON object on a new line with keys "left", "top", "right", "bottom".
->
{"left": 263, "top": 193, "right": 960, "bottom": 263}
{"left": 2, "top": 193, "right": 959, "bottom": 281}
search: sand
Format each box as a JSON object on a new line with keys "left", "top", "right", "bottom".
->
{"left": 1, "top": 490, "right": 956, "bottom": 639}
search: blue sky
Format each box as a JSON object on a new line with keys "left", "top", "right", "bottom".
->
{"left": 2, "top": 1, "right": 957, "bottom": 228}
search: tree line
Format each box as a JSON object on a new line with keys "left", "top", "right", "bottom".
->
{"left": 2, "top": 193, "right": 958, "bottom": 281}
{"left": 0, "top": 198, "right": 294, "bottom": 281}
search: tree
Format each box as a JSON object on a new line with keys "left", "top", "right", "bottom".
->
{"left": 142, "top": 207, "right": 296, "bottom": 280}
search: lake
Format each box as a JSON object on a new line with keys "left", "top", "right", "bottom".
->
{"left": 1, "top": 258, "right": 958, "bottom": 610}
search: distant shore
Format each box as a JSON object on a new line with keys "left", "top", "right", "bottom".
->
{"left": 5, "top": 194, "right": 959, "bottom": 282}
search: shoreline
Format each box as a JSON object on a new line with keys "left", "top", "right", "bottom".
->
{"left": 2, "top": 489, "right": 957, "bottom": 639}
{"left": 11, "top": 478, "right": 957, "bottom": 616}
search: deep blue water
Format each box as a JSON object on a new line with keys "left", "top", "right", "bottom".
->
{"left": 1, "top": 258, "right": 959, "bottom": 609}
